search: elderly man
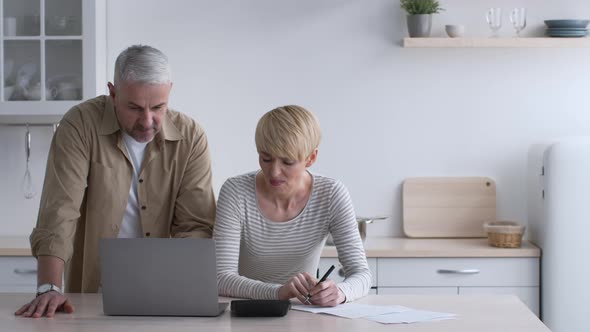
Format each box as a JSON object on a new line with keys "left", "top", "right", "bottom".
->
{"left": 15, "top": 45, "right": 216, "bottom": 318}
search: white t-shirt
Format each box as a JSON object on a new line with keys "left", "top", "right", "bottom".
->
{"left": 118, "top": 133, "right": 149, "bottom": 238}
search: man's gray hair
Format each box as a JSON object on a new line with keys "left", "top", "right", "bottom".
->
{"left": 113, "top": 45, "right": 171, "bottom": 85}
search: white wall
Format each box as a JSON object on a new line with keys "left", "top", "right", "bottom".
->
{"left": 0, "top": 125, "right": 53, "bottom": 235}
{"left": 2, "top": 0, "right": 590, "bottom": 237}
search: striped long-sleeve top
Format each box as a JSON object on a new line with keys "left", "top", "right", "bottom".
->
{"left": 213, "top": 171, "right": 371, "bottom": 302}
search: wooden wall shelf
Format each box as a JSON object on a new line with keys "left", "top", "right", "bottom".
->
{"left": 403, "top": 37, "right": 590, "bottom": 48}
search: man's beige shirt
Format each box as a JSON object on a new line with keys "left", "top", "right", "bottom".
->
{"left": 30, "top": 96, "right": 216, "bottom": 292}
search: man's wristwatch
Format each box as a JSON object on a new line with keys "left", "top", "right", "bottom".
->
{"left": 36, "top": 283, "right": 62, "bottom": 297}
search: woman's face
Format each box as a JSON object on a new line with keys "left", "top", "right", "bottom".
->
{"left": 258, "top": 150, "right": 317, "bottom": 194}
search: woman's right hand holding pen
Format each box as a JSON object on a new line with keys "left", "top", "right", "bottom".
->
{"left": 278, "top": 268, "right": 345, "bottom": 307}
{"left": 304, "top": 278, "right": 346, "bottom": 307}
{"left": 304, "top": 264, "right": 344, "bottom": 306}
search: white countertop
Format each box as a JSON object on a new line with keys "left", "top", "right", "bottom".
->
{"left": 0, "top": 237, "right": 30, "bottom": 256}
{"left": 0, "top": 236, "right": 540, "bottom": 258}
{"left": 1, "top": 293, "right": 549, "bottom": 332}
{"left": 322, "top": 237, "right": 540, "bottom": 258}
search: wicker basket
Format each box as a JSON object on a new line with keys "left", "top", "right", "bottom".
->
{"left": 484, "top": 221, "right": 526, "bottom": 248}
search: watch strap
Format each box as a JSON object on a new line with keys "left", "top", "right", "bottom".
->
{"left": 36, "top": 283, "right": 62, "bottom": 297}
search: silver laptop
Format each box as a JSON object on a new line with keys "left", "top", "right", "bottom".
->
{"left": 100, "top": 238, "right": 228, "bottom": 316}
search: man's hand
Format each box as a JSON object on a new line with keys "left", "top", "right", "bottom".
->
{"left": 15, "top": 292, "right": 74, "bottom": 318}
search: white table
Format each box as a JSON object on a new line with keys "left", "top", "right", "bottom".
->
{"left": 1, "top": 293, "right": 550, "bottom": 332}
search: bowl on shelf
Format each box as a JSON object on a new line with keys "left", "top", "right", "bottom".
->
{"left": 544, "top": 20, "right": 589, "bottom": 38}
{"left": 445, "top": 25, "right": 465, "bottom": 38}
{"left": 484, "top": 221, "right": 526, "bottom": 248}
{"left": 545, "top": 30, "right": 588, "bottom": 38}
{"left": 544, "top": 19, "right": 590, "bottom": 29}
{"left": 25, "top": 84, "right": 42, "bottom": 100}
{"left": 54, "top": 82, "right": 81, "bottom": 100}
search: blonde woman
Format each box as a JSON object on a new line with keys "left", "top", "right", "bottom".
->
{"left": 214, "top": 105, "right": 370, "bottom": 307}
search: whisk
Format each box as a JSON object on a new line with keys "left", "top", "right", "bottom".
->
{"left": 22, "top": 124, "right": 36, "bottom": 199}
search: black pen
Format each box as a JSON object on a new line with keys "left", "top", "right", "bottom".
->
{"left": 303, "top": 264, "right": 336, "bottom": 304}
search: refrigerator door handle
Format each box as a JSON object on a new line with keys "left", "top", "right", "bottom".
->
{"left": 437, "top": 269, "right": 480, "bottom": 275}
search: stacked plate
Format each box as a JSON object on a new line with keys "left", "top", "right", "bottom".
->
{"left": 545, "top": 19, "right": 590, "bottom": 37}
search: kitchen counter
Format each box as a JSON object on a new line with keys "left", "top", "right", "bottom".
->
{"left": 0, "top": 237, "right": 30, "bottom": 256}
{"left": 1, "top": 293, "right": 549, "bottom": 332}
{"left": 0, "top": 236, "right": 540, "bottom": 258}
{"left": 322, "top": 237, "right": 540, "bottom": 258}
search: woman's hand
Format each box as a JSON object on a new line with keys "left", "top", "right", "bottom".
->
{"left": 278, "top": 272, "right": 316, "bottom": 303}
{"left": 307, "top": 278, "right": 346, "bottom": 307}
{"left": 278, "top": 272, "right": 346, "bottom": 307}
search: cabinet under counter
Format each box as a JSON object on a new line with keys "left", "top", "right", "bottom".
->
{"left": 319, "top": 237, "right": 540, "bottom": 316}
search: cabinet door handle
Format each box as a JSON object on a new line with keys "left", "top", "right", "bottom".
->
{"left": 437, "top": 269, "right": 480, "bottom": 275}
{"left": 13, "top": 268, "right": 37, "bottom": 275}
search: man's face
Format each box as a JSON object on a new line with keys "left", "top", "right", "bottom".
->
{"left": 108, "top": 81, "right": 172, "bottom": 142}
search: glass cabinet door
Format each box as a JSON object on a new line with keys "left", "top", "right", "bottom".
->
{"left": 2, "top": 0, "right": 39, "bottom": 37}
{"left": 2, "top": 0, "right": 82, "bottom": 102}
{"left": 46, "top": 39, "right": 82, "bottom": 100}
{"left": 45, "top": 0, "right": 81, "bottom": 36}
{"left": 3, "top": 40, "right": 41, "bottom": 100}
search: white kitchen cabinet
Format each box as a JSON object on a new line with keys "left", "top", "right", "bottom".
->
{"left": 377, "top": 257, "right": 540, "bottom": 316}
{"left": 0, "top": 0, "right": 105, "bottom": 124}
{"left": 377, "top": 257, "right": 538, "bottom": 287}
{"left": 0, "top": 256, "right": 36, "bottom": 293}
{"left": 318, "top": 257, "right": 378, "bottom": 295}
{"left": 459, "top": 286, "right": 539, "bottom": 316}
{"left": 319, "top": 246, "right": 540, "bottom": 315}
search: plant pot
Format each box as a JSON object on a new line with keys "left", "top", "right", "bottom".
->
{"left": 407, "top": 14, "right": 432, "bottom": 37}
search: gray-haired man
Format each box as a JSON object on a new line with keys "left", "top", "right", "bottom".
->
{"left": 15, "top": 45, "right": 216, "bottom": 318}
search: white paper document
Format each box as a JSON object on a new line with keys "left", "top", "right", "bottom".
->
{"left": 292, "top": 303, "right": 410, "bottom": 319}
{"left": 291, "top": 303, "right": 456, "bottom": 324}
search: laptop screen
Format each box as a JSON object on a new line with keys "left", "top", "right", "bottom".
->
{"left": 100, "top": 238, "right": 227, "bottom": 316}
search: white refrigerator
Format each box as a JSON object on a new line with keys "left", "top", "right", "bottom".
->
{"left": 528, "top": 139, "right": 590, "bottom": 332}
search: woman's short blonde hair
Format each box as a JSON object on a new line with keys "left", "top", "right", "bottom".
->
{"left": 255, "top": 105, "right": 321, "bottom": 161}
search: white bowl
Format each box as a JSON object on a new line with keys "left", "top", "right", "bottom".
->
{"left": 26, "top": 85, "right": 42, "bottom": 100}
{"left": 445, "top": 25, "right": 465, "bottom": 38}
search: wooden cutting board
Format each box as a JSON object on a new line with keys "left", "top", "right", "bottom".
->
{"left": 403, "top": 177, "right": 496, "bottom": 238}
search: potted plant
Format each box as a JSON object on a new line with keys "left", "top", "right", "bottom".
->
{"left": 400, "top": 0, "right": 444, "bottom": 37}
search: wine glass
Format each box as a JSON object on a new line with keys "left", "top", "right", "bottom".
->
{"left": 486, "top": 8, "right": 502, "bottom": 38}
{"left": 510, "top": 8, "right": 527, "bottom": 37}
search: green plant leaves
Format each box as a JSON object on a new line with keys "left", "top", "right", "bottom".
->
{"left": 400, "top": 0, "right": 444, "bottom": 15}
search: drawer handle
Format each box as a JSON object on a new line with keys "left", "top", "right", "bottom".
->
{"left": 437, "top": 269, "right": 480, "bottom": 275}
{"left": 13, "top": 268, "right": 37, "bottom": 275}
